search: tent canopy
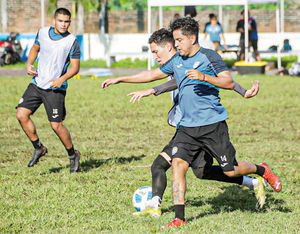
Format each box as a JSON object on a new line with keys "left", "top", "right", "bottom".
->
{"left": 147, "top": 0, "right": 283, "bottom": 69}
{"left": 148, "top": 0, "right": 278, "bottom": 7}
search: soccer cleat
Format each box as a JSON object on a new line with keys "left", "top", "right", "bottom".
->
{"left": 132, "top": 207, "right": 162, "bottom": 218}
{"left": 254, "top": 177, "right": 266, "bottom": 209}
{"left": 69, "top": 150, "right": 81, "bottom": 173}
{"left": 162, "top": 218, "right": 187, "bottom": 229}
{"left": 260, "top": 162, "right": 282, "bottom": 192}
{"left": 28, "top": 146, "right": 48, "bottom": 167}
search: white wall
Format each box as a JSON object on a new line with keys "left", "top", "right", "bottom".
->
{"left": 82, "top": 32, "right": 300, "bottom": 61}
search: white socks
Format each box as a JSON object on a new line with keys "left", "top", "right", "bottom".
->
{"left": 147, "top": 196, "right": 162, "bottom": 209}
{"left": 242, "top": 176, "right": 258, "bottom": 189}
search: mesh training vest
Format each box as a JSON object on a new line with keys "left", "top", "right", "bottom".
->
{"left": 35, "top": 27, "right": 75, "bottom": 89}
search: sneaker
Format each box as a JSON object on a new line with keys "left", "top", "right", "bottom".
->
{"left": 132, "top": 207, "right": 162, "bottom": 218}
{"left": 69, "top": 150, "right": 80, "bottom": 173}
{"left": 28, "top": 146, "right": 48, "bottom": 167}
{"left": 254, "top": 177, "right": 266, "bottom": 209}
{"left": 260, "top": 162, "right": 282, "bottom": 192}
{"left": 162, "top": 218, "right": 187, "bottom": 229}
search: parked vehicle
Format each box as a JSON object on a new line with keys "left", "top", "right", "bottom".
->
{"left": 0, "top": 32, "right": 23, "bottom": 66}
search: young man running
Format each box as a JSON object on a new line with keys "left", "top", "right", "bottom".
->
{"left": 102, "top": 28, "right": 267, "bottom": 217}
{"left": 16, "top": 8, "right": 81, "bottom": 173}
{"left": 159, "top": 17, "right": 281, "bottom": 228}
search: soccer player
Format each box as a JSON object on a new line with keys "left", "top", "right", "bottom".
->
{"left": 16, "top": 8, "right": 81, "bottom": 173}
{"left": 162, "top": 17, "right": 281, "bottom": 228}
{"left": 203, "top": 14, "right": 227, "bottom": 51}
{"left": 102, "top": 28, "right": 266, "bottom": 217}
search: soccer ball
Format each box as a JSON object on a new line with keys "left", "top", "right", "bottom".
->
{"left": 132, "top": 186, "right": 152, "bottom": 212}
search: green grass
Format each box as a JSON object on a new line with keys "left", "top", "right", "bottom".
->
{"left": 0, "top": 74, "right": 299, "bottom": 233}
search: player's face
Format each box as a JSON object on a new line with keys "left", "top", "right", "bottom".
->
{"left": 150, "top": 42, "right": 171, "bottom": 65}
{"left": 54, "top": 14, "right": 71, "bottom": 34}
{"left": 173, "top": 29, "right": 195, "bottom": 57}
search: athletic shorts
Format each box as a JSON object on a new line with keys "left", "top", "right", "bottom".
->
{"left": 171, "top": 121, "right": 238, "bottom": 172}
{"left": 17, "top": 83, "right": 66, "bottom": 122}
{"left": 161, "top": 135, "right": 213, "bottom": 170}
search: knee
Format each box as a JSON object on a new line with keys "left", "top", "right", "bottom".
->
{"left": 50, "top": 122, "right": 62, "bottom": 132}
{"left": 172, "top": 158, "right": 187, "bottom": 170}
{"left": 16, "top": 109, "right": 29, "bottom": 122}
{"left": 223, "top": 170, "right": 236, "bottom": 177}
{"left": 151, "top": 154, "right": 171, "bottom": 174}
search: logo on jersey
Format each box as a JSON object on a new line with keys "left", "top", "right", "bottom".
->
{"left": 176, "top": 63, "right": 183, "bottom": 68}
{"left": 172, "top": 146, "right": 178, "bottom": 155}
{"left": 193, "top": 61, "right": 201, "bottom": 69}
{"left": 220, "top": 163, "right": 228, "bottom": 167}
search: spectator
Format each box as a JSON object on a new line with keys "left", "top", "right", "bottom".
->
{"left": 236, "top": 10, "right": 261, "bottom": 61}
{"left": 203, "top": 14, "right": 227, "bottom": 51}
{"left": 282, "top": 39, "right": 292, "bottom": 52}
{"left": 184, "top": 6, "right": 197, "bottom": 18}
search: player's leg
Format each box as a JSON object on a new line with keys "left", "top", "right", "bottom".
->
{"left": 204, "top": 121, "right": 281, "bottom": 193}
{"left": 43, "top": 90, "right": 80, "bottom": 173}
{"left": 134, "top": 139, "right": 173, "bottom": 217}
{"left": 164, "top": 127, "right": 198, "bottom": 228}
{"left": 16, "top": 84, "right": 47, "bottom": 167}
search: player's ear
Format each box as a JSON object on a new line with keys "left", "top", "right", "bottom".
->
{"left": 190, "top": 34, "right": 197, "bottom": 45}
{"left": 166, "top": 43, "right": 173, "bottom": 52}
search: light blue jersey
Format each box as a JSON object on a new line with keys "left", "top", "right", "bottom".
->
{"left": 160, "top": 47, "right": 228, "bottom": 127}
{"left": 204, "top": 23, "right": 223, "bottom": 42}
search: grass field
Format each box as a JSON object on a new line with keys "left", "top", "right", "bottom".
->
{"left": 0, "top": 74, "right": 299, "bottom": 233}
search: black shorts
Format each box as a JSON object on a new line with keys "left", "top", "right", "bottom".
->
{"left": 17, "top": 83, "right": 66, "bottom": 122}
{"left": 171, "top": 121, "right": 237, "bottom": 172}
{"left": 161, "top": 135, "right": 213, "bottom": 170}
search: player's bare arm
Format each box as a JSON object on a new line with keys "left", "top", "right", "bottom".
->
{"left": 26, "top": 44, "right": 40, "bottom": 76}
{"left": 51, "top": 58, "right": 80, "bottom": 88}
{"left": 101, "top": 68, "right": 168, "bottom": 89}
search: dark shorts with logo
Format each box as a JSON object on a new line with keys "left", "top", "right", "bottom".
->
{"left": 161, "top": 135, "right": 213, "bottom": 171}
{"left": 171, "top": 121, "right": 237, "bottom": 172}
{"left": 17, "top": 83, "right": 66, "bottom": 122}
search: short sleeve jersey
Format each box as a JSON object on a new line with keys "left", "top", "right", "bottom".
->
{"left": 160, "top": 47, "right": 228, "bottom": 127}
{"left": 204, "top": 23, "right": 223, "bottom": 42}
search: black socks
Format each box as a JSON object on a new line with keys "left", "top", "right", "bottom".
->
{"left": 175, "top": 204, "right": 185, "bottom": 220}
{"left": 256, "top": 165, "right": 265, "bottom": 176}
{"left": 31, "top": 139, "right": 42, "bottom": 149}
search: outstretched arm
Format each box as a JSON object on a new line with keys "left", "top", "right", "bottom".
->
{"left": 101, "top": 68, "right": 168, "bottom": 89}
{"left": 127, "top": 79, "right": 177, "bottom": 103}
{"left": 187, "top": 69, "right": 259, "bottom": 98}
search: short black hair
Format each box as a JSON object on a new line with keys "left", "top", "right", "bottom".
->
{"left": 209, "top": 13, "right": 215, "bottom": 19}
{"left": 54, "top": 8, "right": 71, "bottom": 18}
{"left": 169, "top": 17, "right": 199, "bottom": 43}
{"left": 148, "top": 28, "right": 175, "bottom": 47}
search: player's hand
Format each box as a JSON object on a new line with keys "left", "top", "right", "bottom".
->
{"left": 51, "top": 78, "right": 64, "bottom": 88}
{"left": 127, "top": 89, "right": 155, "bottom": 103}
{"left": 101, "top": 78, "right": 119, "bottom": 89}
{"left": 27, "top": 64, "right": 37, "bottom": 76}
{"left": 244, "top": 80, "right": 259, "bottom": 98}
{"left": 186, "top": 70, "right": 205, "bottom": 81}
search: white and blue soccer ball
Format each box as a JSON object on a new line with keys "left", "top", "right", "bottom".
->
{"left": 132, "top": 186, "right": 152, "bottom": 212}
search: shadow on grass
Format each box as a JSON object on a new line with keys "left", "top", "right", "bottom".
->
{"left": 185, "top": 185, "right": 291, "bottom": 222}
{"left": 161, "top": 185, "right": 291, "bottom": 220}
{"left": 49, "top": 154, "right": 146, "bottom": 173}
